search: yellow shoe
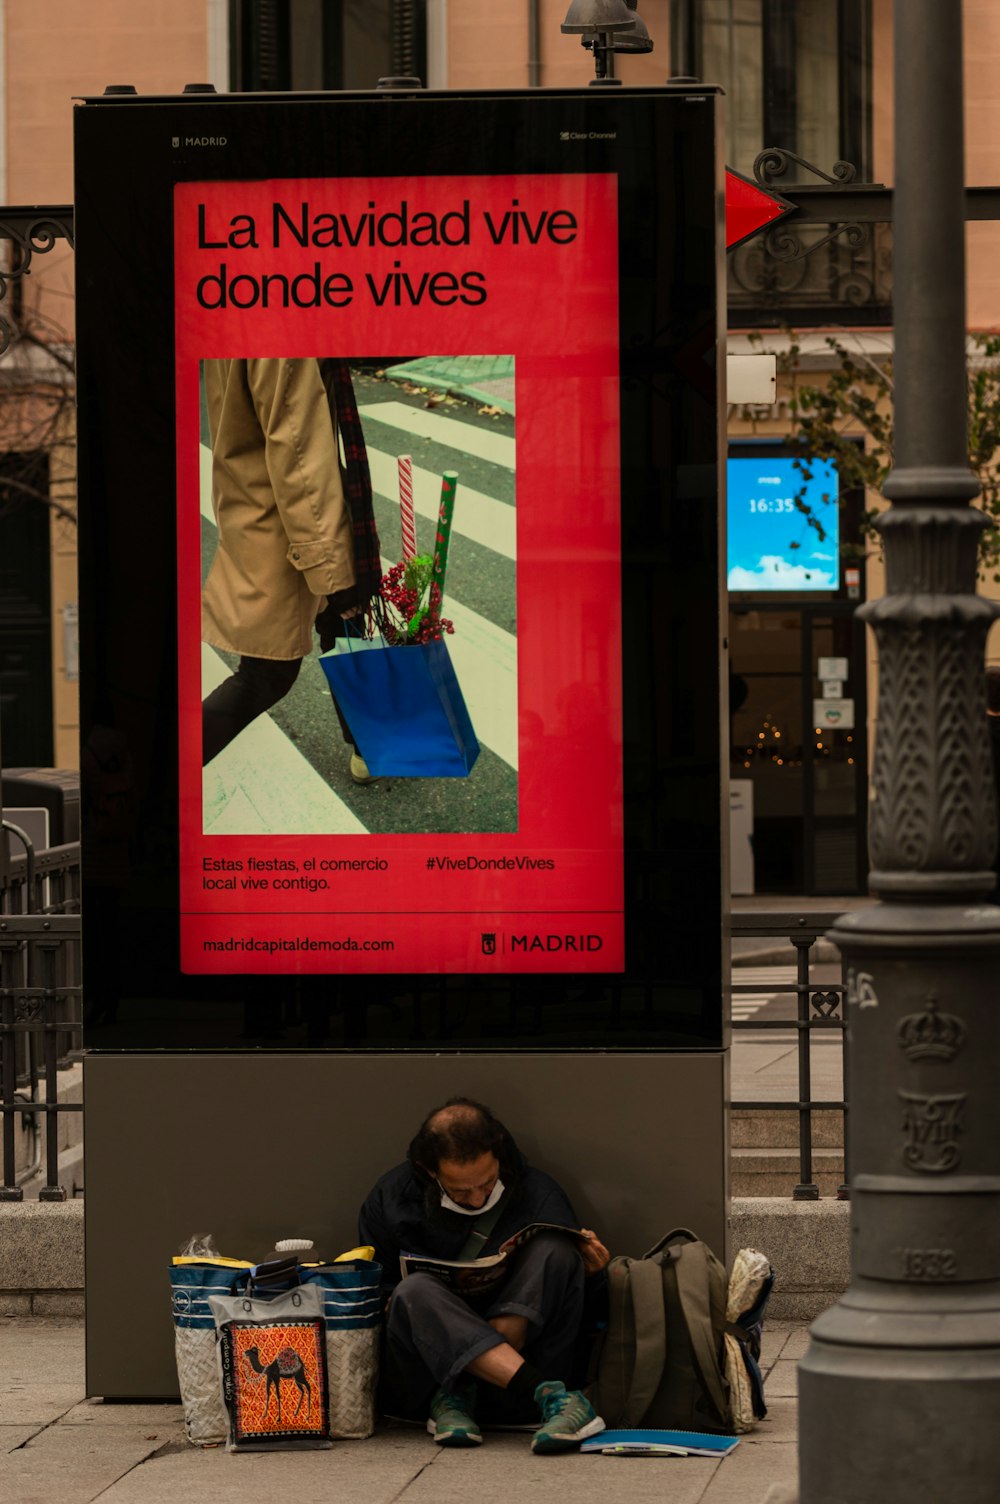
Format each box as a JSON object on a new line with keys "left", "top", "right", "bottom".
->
{"left": 350, "top": 751, "right": 376, "bottom": 785}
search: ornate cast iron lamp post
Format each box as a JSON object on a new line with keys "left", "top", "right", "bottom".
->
{"left": 797, "top": 3, "right": 1000, "bottom": 1500}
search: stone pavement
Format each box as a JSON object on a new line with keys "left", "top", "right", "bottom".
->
{"left": 732, "top": 1028, "right": 843, "bottom": 1107}
{"left": 1, "top": 1316, "right": 805, "bottom": 1504}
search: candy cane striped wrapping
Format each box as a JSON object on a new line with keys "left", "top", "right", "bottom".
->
{"left": 398, "top": 454, "right": 416, "bottom": 560}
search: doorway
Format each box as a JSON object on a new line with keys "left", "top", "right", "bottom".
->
{"left": 729, "top": 602, "right": 867, "bottom": 894}
{"left": 0, "top": 453, "right": 53, "bottom": 767}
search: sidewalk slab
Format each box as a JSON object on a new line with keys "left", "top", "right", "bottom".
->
{"left": 0, "top": 1427, "right": 167, "bottom": 1504}
{"left": 760, "top": 1359, "right": 799, "bottom": 1399}
{"left": 0, "top": 1319, "right": 809, "bottom": 1504}
{"left": 738, "top": 1397, "right": 797, "bottom": 1445}
{"left": 1, "top": 1427, "right": 41, "bottom": 1452}
{"left": 398, "top": 1442, "right": 721, "bottom": 1504}
{"left": 701, "top": 1444, "right": 798, "bottom": 1503}
{"left": 731, "top": 1037, "right": 843, "bottom": 1103}
{"left": 1, "top": 1385, "right": 86, "bottom": 1427}
{"left": 777, "top": 1327, "right": 812, "bottom": 1360}
{"left": 2, "top": 1316, "right": 86, "bottom": 1427}
{"left": 62, "top": 1401, "right": 188, "bottom": 1429}
{"left": 97, "top": 1430, "right": 445, "bottom": 1504}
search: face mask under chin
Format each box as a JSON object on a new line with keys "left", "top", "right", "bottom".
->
{"left": 437, "top": 1178, "right": 506, "bottom": 1216}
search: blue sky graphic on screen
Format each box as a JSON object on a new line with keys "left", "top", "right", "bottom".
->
{"left": 727, "top": 455, "right": 839, "bottom": 591}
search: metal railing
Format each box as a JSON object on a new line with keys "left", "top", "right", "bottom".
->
{"left": 2, "top": 824, "right": 81, "bottom": 917}
{"left": 0, "top": 831, "right": 82, "bottom": 1200}
{"left": 731, "top": 910, "right": 848, "bottom": 1201}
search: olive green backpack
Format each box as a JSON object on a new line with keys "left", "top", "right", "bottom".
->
{"left": 588, "top": 1227, "right": 732, "bottom": 1433}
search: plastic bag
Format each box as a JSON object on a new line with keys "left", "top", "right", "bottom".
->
{"left": 178, "top": 1233, "right": 221, "bottom": 1259}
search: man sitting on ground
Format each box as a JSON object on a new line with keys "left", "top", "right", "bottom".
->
{"left": 358, "top": 1095, "right": 610, "bottom": 1453}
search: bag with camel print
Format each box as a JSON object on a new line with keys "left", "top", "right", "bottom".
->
{"left": 171, "top": 1242, "right": 381, "bottom": 1445}
{"left": 209, "top": 1281, "right": 333, "bottom": 1451}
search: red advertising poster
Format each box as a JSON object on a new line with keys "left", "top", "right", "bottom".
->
{"left": 174, "top": 172, "right": 622, "bottom": 974}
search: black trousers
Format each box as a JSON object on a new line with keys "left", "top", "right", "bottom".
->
{"left": 380, "top": 1233, "right": 586, "bottom": 1423}
{"left": 202, "top": 648, "right": 355, "bottom": 766}
{"left": 202, "top": 656, "right": 301, "bottom": 765}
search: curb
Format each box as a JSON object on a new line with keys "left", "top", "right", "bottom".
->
{"left": 0, "top": 1200, "right": 85, "bottom": 1316}
{"left": 731, "top": 1197, "right": 848, "bottom": 1320}
{"left": 0, "top": 1197, "right": 848, "bottom": 1324}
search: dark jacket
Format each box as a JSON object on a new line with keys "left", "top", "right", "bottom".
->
{"left": 358, "top": 1153, "right": 579, "bottom": 1299}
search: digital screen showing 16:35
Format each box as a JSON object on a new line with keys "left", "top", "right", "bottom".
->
{"left": 727, "top": 455, "right": 839, "bottom": 593}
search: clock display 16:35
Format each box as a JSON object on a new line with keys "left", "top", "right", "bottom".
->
{"left": 748, "top": 496, "right": 795, "bottom": 514}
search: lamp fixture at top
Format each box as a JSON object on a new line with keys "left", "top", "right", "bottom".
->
{"left": 612, "top": 0, "right": 653, "bottom": 51}
{"left": 560, "top": 0, "right": 636, "bottom": 36}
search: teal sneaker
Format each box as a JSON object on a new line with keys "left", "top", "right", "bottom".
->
{"left": 427, "top": 1382, "right": 483, "bottom": 1447}
{"left": 531, "top": 1380, "right": 606, "bottom": 1454}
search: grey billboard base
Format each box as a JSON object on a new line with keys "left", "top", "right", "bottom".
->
{"left": 84, "top": 1051, "right": 726, "bottom": 1399}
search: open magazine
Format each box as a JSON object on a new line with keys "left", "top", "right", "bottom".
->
{"left": 580, "top": 1429, "right": 740, "bottom": 1458}
{"left": 400, "top": 1223, "right": 590, "bottom": 1295}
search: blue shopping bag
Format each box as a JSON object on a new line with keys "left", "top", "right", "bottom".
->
{"left": 319, "top": 636, "right": 479, "bottom": 778}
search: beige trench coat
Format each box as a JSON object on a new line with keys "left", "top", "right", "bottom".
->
{"left": 201, "top": 358, "right": 356, "bottom": 660}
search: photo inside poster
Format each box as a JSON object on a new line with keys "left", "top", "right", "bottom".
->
{"left": 198, "top": 356, "right": 518, "bottom": 837}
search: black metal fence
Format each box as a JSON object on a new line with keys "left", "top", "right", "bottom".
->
{"left": 731, "top": 910, "right": 847, "bottom": 1200}
{"left": 0, "top": 831, "right": 82, "bottom": 1201}
{"left": 0, "top": 811, "right": 847, "bottom": 1205}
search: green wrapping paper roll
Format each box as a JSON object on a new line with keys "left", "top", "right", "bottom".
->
{"left": 405, "top": 470, "right": 459, "bottom": 639}
{"left": 432, "top": 471, "right": 459, "bottom": 605}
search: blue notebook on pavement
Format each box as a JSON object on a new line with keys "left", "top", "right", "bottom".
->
{"left": 581, "top": 1428, "right": 741, "bottom": 1457}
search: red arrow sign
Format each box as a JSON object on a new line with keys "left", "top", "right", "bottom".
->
{"left": 725, "top": 167, "right": 794, "bottom": 251}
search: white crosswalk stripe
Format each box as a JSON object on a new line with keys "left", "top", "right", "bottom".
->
{"left": 367, "top": 449, "right": 516, "bottom": 559}
{"left": 358, "top": 400, "right": 516, "bottom": 469}
{"left": 730, "top": 966, "right": 796, "bottom": 1019}
{"left": 202, "top": 644, "right": 367, "bottom": 836}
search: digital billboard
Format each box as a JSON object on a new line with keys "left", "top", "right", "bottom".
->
{"left": 75, "top": 87, "right": 725, "bottom": 1048}
{"left": 727, "top": 454, "right": 840, "bottom": 592}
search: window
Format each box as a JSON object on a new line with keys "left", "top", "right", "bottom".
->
{"left": 696, "top": 0, "right": 871, "bottom": 178}
{"left": 231, "top": 0, "right": 427, "bottom": 92}
{"left": 708, "top": 0, "right": 884, "bottom": 325}
{"left": 0, "top": 451, "right": 53, "bottom": 766}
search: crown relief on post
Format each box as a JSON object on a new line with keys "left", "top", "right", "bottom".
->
{"left": 896, "top": 996, "right": 966, "bottom": 1063}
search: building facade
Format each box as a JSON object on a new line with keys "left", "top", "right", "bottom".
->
{"left": 3, "top": 0, "right": 999, "bottom": 894}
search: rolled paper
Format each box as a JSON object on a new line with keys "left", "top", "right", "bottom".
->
{"left": 430, "top": 471, "right": 459, "bottom": 612}
{"left": 398, "top": 454, "right": 416, "bottom": 560}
